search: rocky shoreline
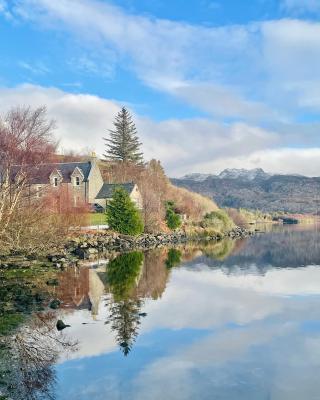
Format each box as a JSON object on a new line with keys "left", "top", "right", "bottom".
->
{"left": 66, "top": 226, "right": 253, "bottom": 259}
{"left": 0, "top": 226, "right": 253, "bottom": 268}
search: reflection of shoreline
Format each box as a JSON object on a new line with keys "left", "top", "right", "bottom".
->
{"left": 49, "top": 226, "right": 320, "bottom": 360}
{"left": 55, "top": 225, "right": 320, "bottom": 325}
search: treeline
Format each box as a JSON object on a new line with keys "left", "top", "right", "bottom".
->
{"left": 101, "top": 107, "right": 221, "bottom": 234}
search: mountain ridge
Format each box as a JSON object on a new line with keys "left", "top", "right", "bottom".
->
{"left": 173, "top": 168, "right": 320, "bottom": 214}
{"left": 181, "top": 168, "right": 307, "bottom": 182}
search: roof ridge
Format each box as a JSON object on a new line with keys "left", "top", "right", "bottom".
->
{"left": 12, "top": 160, "right": 90, "bottom": 167}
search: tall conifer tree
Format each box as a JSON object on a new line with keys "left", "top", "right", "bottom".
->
{"left": 104, "top": 107, "right": 144, "bottom": 164}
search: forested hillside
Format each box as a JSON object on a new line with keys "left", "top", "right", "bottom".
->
{"left": 172, "top": 169, "right": 320, "bottom": 214}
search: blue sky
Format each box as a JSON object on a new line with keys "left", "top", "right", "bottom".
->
{"left": 1, "top": 0, "right": 320, "bottom": 176}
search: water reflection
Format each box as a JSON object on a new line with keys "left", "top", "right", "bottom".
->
{"left": 0, "top": 268, "right": 77, "bottom": 400}
{"left": 3, "top": 225, "right": 320, "bottom": 399}
{"left": 105, "top": 252, "right": 144, "bottom": 356}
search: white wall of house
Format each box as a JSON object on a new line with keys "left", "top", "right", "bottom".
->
{"left": 130, "top": 184, "right": 143, "bottom": 209}
{"left": 87, "top": 160, "right": 104, "bottom": 204}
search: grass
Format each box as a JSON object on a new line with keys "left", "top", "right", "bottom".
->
{"left": 86, "top": 213, "right": 106, "bottom": 226}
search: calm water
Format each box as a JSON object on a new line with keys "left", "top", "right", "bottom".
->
{"left": 2, "top": 224, "right": 320, "bottom": 399}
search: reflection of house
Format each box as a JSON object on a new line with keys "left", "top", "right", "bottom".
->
{"left": 95, "top": 182, "right": 143, "bottom": 209}
{"left": 56, "top": 267, "right": 91, "bottom": 310}
{"left": 56, "top": 267, "right": 105, "bottom": 318}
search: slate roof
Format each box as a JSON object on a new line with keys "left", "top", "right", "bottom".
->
{"left": 11, "top": 162, "right": 92, "bottom": 184}
{"left": 96, "top": 183, "right": 135, "bottom": 199}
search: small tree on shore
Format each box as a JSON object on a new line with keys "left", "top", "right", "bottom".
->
{"left": 104, "top": 107, "right": 144, "bottom": 164}
{"left": 165, "top": 201, "right": 182, "bottom": 231}
{"left": 106, "top": 187, "right": 144, "bottom": 235}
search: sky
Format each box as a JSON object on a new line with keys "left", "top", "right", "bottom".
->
{"left": 1, "top": 0, "right": 320, "bottom": 176}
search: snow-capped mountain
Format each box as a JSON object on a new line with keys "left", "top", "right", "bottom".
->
{"left": 181, "top": 168, "right": 271, "bottom": 181}
{"left": 218, "top": 168, "right": 271, "bottom": 180}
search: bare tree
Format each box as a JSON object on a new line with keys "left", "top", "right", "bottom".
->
{"left": 0, "top": 106, "right": 56, "bottom": 252}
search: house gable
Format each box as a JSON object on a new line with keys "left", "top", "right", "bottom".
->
{"left": 49, "top": 169, "right": 63, "bottom": 186}
{"left": 95, "top": 182, "right": 143, "bottom": 209}
{"left": 71, "top": 166, "right": 85, "bottom": 187}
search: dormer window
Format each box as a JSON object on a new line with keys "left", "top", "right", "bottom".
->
{"left": 50, "top": 169, "right": 63, "bottom": 187}
{"left": 71, "top": 167, "right": 84, "bottom": 187}
{"left": 37, "top": 186, "right": 42, "bottom": 198}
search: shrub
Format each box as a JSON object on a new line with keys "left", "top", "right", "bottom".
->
{"left": 165, "top": 201, "right": 182, "bottom": 230}
{"left": 201, "top": 209, "right": 234, "bottom": 232}
{"left": 106, "top": 187, "right": 144, "bottom": 235}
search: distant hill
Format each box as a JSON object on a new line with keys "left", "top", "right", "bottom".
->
{"left": 172, "top": 169, "right": 320, "bottom": 214}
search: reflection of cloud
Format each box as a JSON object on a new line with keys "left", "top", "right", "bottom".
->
{"left": 54, "top": 256, "right": 320, "bottom": 399}
{"left": 58, "top": 264, "right": 320, "bottom": 362}
{"left": 58, "top": 297, "right": 117, "bottom": 362}
{"left": 132, "top": 263, "right": 320, "bottom": 400}
{"left": 133, "top": 319, "right": 320, "bottom": 400}
{"left": 142, "top": 265, "right": 320, "bottom": 333}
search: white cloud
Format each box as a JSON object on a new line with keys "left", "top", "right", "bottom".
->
{"left": 282, "top": 0, "right": 320, "bottom": 13}
{"left": 7, "top": 0, "right": 268, "bottom": 119}
{"left": 19, "top": 60, "right": 51, "bottom": 75}
{"left": 0, "top": 84, "right": 121, "bottom": 154}
{"left": 1, "top": 84, "right": 320, "bottom": 176}
{"left": 191, "top": 147, "right": 320, "bottom": 177}
{"left": 0, "top": 0, "right": 12, "bottom": 19}
{"left": 3, "top": 1, "right": 320, "bottom": 120}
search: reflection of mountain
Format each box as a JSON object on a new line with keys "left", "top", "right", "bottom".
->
{"left": 188, "top": 228, "right": 320, "bottom": 272}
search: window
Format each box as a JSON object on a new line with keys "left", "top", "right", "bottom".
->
{"left": 75, "top": 176, "right": 80, "bottom": 186}
{"left": 53, "top": 177, "right": 58, "bottom": 187}
{"left": 37, "top": 186, "right": 42, "bottom": 198}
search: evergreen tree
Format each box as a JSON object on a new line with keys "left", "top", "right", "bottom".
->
{"left": 106, "top": 187, "right": 144, "bottom": 235}
{"left": 104, "top": 107, "right": 144, "bottom": 164}
{"left": 165, "top": 201, "right": 182, "bottom": 231}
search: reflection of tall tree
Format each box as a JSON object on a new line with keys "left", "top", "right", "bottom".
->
{"left": 108, "top": 298, "right": 143, "bottom": 356}
{"left": 106, "top": 252, "right": 144, "bottom": 356}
